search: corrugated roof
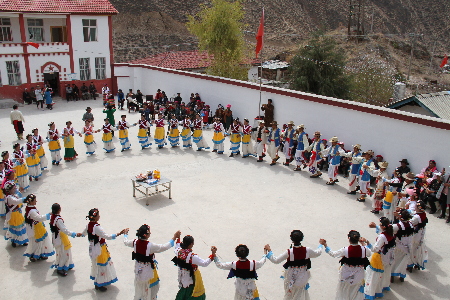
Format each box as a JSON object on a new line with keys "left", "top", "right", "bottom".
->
{"left": 128, "top": 51, "right": 214, "bottom": 70}
{"left": 415, "top": 91, "right": 450, "bottom": 120}
{"left": 0, "top": 0, "right": 118, "bottom": 14}
{"left": 387, "top": 91, "right": 450, "bottom": 120}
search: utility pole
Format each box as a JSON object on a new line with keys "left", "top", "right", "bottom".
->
{"left": 428, "top": 39, "right": 437, "bottom": 75}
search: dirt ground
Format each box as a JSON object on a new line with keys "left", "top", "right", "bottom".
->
{"left": 1, "top": 98, "right": 449, "bottom": 299}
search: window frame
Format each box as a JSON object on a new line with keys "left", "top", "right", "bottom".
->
{"left": 6, "top": 60, "right": 22, "bottom": 86}
{"left": 0, "top": 18, "right": 13, "bottom": 42}
{"left": 82, "top": 19, "right": 97, "bottom": 42}
{"left": 27, "top": 18, "right": 44, "bottom": 42}
{"left": 95, "top": 57, "right": 106, "bottom": 80}
{"left": 79, "top": 58, "right": 91, "bottom": 81}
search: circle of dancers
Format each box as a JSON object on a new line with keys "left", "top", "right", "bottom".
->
{"left": 1, "top": 102, "right": 446, "bottom": 300}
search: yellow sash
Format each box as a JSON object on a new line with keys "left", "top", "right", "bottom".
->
{"left": 60, "top": 231, "right": 72, "bottom": 250}
{"left": 369, "top": 252, "right": 384, "bottom": 271}
{"left": 48, "top": 140, "right": 60, "bottom": 151}
{"left": 230, "top": 133, "right": 241, "bottom": 143}
{"left": 384, "top": 191, "right": 394, "bottom": 204}
{"left": 119, "top": 129, "right": 128, "bottom": 139}
{"left": 149, "top": 268, "right": 159, "bottom": 287}
{"left": 213, "top": 132, "right": 224, "bottom": 142}
{"left": 169, "top": 128, "right": 180, "bottom": 137}
{"left": 193, "top": 130, "right": 202, "bottom": 138}
{"left": 253, "top": 288, "right": 260, "bottom": 298}
{"left": 84, "top": 134, "right": 94, "bottom": 144}
{"left": 102, "top": 132, "right": 112, "bottom": 143}
{"left": 181, "top": 128, "right": 190, "bottom": 137}
{"left": 64, "top": 136, "right": 74, "bottom": 148}
{"left": 192, "top": 269, "right": 206, "bottom": 297}
{"left": 138, "top": 128, "right": 148, "bottom": 138}
{"left": 36, "top": 147, "right": 45, "bottom": 157}
{"left": 10, "top": 210, "right": 24, "bottom": 226}
{"left": 242, "top": 135, "right": 251, "bottom": 143}
{"left": 26, "top": 155, "right": 40, "bottom": 166}
{"left": 154, "top": 127, "right": 165, "bottom": 140}
{"left": 34, "top": 222, "right": 47, "bottom": 241}
{"left": 97, "top": 244, "right": 111, "bottom": 265}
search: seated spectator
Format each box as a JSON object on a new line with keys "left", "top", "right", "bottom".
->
{"left": 396, "top": 159, "right": 411, "bottom": 179}
{"left": 135, "top": 89, "right": 144, "bottom": 105}
{"left": 173, "top": 92, "right": 182, "bottom": 105}
{"left": 421, "top": 160, "right": 437, "bottom": 177}
{"left": 155, "top": 89, "right": 163, "bottom": 103}
{"left": 80, "top": 83, "right": 89, "bottom": 100}
{"left": 72, "top": 84, "right": 80, "bottom": 101}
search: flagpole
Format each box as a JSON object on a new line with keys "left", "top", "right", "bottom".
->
{"left": 256, "top": 7, "right": 264, "bottom": 120}
{"left": 258, "top": 54, "right": 262, "bottom": 119}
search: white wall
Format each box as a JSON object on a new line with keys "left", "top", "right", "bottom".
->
{"left": 115, "top": 64, "right": 450, "bottom": 175}
{"left": 70, "top": 15, "right": 111, "bottom": 80}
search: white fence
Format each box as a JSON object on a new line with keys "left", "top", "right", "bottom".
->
{"left": 114, "top": 63, "right": 450, "bottom": 175}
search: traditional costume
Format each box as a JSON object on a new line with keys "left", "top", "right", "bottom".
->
{"left": 364, "top": 228, "right": 395, "bottom": 300}
{"left": 391, "top": 219, "right": 414, "bottom": 281}
{"left": 50, "top": 213, "right": 77, "bottom": 272}
{"left": 408, "top": 210, "right": 428, "bottom": 270}
{"left": 268, "top": 125, "right": 281, "bottom": 165}
{"left": 117, "top": 119, "right": 134, "bottom": 152}
{"left": 172, "top": 241, "right": 213, "bottom": 300}
{"left": 215, "top": 255, "right": 267, "bottom": 300}
{"left": 307, "top": 136, "right": 325, "bottom": 177}
{"left": 62, "top": 125, "right": 79, "bottom": 161}
{"left": 367, "top": 162, "right": 389, "bottom": 213}
{"left": 229, "top": 122, "right": 242, "bottom": 156}
{"left": 168, "top": 117, "right": 181, "bottom": 147}
{"left": 193, "top": 119, "right": 209, "bottom": 150}
{"left": 212, "top": 121, "right": 225, "bottom": 154}
{"left": 47, "top": 128, "right": 62, "bottom": 165}
{"left": 294, "top": 126, "right": 309, "bottom": 171}
{"left": 25, "top": 141, "right": 42, "bottom": 180}
{"left": 241, "top": 123, "right": 255, "bottom": 158}
{"left": 181, "top": 118, "right": 193, "bottom": 148}
{"left": 12, "top": 149, "right": 30, "bottom": 190}
{"left": 82, "top": 221, "right": 119, "bottom": 289}
{"left": 343, "top": 147, "right": 362, "bottom": 193}
{"left": 99, "top": 122, "right": 115, "bottom": 153}
{"left": 154, "top": 118, "right": 167, "bottom": 148}
{"left": 82, "top": 124, "right": 97, "bottom": 155}
{"left": 325, "top": 244, "right": 371, "bottom": 300}
{"left": 24, "top": 204, "right": 55, "bottom": 260}
{"left": 137, "top": 119, "right": 152, "bottom": 149}
{"left": 124, "top": 233, "right": 175, "bottom": 300}
{"left": 354, "top": 153, "right": 375, "bottom": 201}
{"left": 3, "top": 184, "right": 29, "bottom": 246}
{"left": 282, "top": 123, "right": 296, "bottom": 166}
{"left": 320, "top": 137, "right": 345, "bottom": 184}
{"left": 253, "top": 122, "right": 267, "bottom": 161}
{"left": 0, "top": 169, "right": 5, "bottom": 217}
{"left": 32, "top": 133, "right": 48, "bottom": 170}
{"left": 267, "top": 244, "right": 323, "bottom": 300}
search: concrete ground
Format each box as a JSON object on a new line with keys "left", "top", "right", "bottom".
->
{"left": 0, "top": 98, "right": 449, "bottom": 300}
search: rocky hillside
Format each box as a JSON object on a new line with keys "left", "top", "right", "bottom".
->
{"left": 110, "top": 0, "right": 450, "bottom": 94}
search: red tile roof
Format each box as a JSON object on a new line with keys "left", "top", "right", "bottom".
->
{"left": 0, "top": 0, "right": 118, "bottom": 14}
{"left": 128, "top": 51, "right": 214, "bottom": 70}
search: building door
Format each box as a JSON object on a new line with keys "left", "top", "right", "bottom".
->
{"left": 50, "top": 26, "right": 67, "bottom": 42}
{"left": 44, "top": 72, "right": 59, "bottom": 96}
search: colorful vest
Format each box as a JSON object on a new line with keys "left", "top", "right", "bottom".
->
{"left": 87, "top": 222, "right": 105, "bottom": 245}
{"left": 269, "top": 128, "right": 280, "bottom": 147}
{"left": 296, "top": 132, "right": 306, "bottom": 150}
{"left": 118, "top": 120, "right": 128, "bottom": 130}
{"left": 339, "top": 245, "right": 370, "bottom": 267}
{"left": 194, "top": 119, "right": 202, "bottom": 129}
{"left": 395, "top": 221, "right": 414, "bottom": 239}
{"left": 132, "top": 239, "right": 155, "bottom": 267}
{"left": 170, "top": 119, "right": 178, "bottom": 128}
{"left": 282, "top": 246, "right": 311, "bottom": 269}
{"left": 350, "top": 152, "right": 362, "bottom": 174}
{"left": 48, "top": 129, "right": 59, "bottom": 141}
{"left": 243, "top": 124, "right": 252, "bottom": 135}
{"left": 285, "top": 128, "right": 295, "bottom": 147}
{"left": 214, "top": 122, "right": 223, "bottom": 132}
{"left": 227, "top": 259, "right": 258, "bottom": 279}
{"left": 360, "top": 158, "right": 374, "bottom": 181}
{"left": 379, "top": 232, "right": 396, "bottom": 255}
{"left": 25, "top": 206, "right": 38, "bottom": 227}
{"left": 155, "top": 119, "right": 165, "bottom": 127}
{"left": 231, "top": 123, "right": 241, "bottom": 134}
{"left": 414, "top": 212, "right": 428, "bottom": 231}
{"left": 102, "top": 123, "right": 113, "bottom": 133}
{"left": 330, "top": 145, "right": 341, "bottom": 165}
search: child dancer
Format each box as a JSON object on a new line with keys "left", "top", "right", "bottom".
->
{"left": 62, "top": 121, "right": 82, "bottom": 162}
{"left": 181, "top": 116, "right": 192, "bottom": 148}
{"left": 154, "top": 113, "right": 167, "bottom": 149}
{"left": 25, "top": 134, "right": 42, "bottom": 181}
{"left": 32, "top": 128, "right": 48, "bottom": 170}
{"left": 137, "top": 114, "right": 152, "bottom": 149}
{"left": 12, "top": 143, "right": 30, "bottom": 191}
{"left": 168, "top": 114, "right": 180, "bottom": 147}
{"left": 2, "top": 181, "right": 29, "bottom": 247}
{"left": 117, "top": 115, "right": 136, "bottom": 152}
{"left": 82, "top": 120, "right": 97, "bottom": 155}
{"left": 192, "top": 114, "right": 209, "bottom": 151}
{"left": 96, "top": 118, "right": 116, "bottom": 153}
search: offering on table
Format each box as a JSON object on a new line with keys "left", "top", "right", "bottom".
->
{"left": 153, "top": 169, "right": 160, "bottom": 180}
{"left": 135, "top": 173, "right": 148, "bottom": 181}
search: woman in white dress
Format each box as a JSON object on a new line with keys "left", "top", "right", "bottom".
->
{"left": 50, "top": 203, "right": 82, "bottom": 276}
{"left": 81, "top": 208, "right": 127, "bottom": 292}
{"left": 323, "top": 230, "right": 372, "bottom": 300}
{"left": 123, "top": 224, "right": 180, "bottom": 300}
{"left": 23, "top": 194, "right": 55, "bottom": 262}
{"left": 266, "top": 230, "right": 323, "bottom": 300}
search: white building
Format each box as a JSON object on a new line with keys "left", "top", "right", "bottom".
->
{"left": 0, "top": 0, "right": 117, "bottom": 101}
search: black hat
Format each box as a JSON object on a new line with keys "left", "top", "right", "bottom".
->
{"left": 399, "top": 159, "right": 409, "bottom": 165}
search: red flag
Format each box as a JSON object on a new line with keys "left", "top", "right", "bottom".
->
{"left": 26, "top": 42, "right": 40, "bottom": 49}
{"left": 255, "top": 8, "right": 264, "bottom": 59}
{"left": 440, "top": 54, "right": 448, "bottom": 68}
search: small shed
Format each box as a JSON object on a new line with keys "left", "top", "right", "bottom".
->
{"left": 386, "top": 91, "right": 450, "bottom": 120}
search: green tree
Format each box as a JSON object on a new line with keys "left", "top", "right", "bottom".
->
{"left": 187, "top": 0, "right": 248, "bottom": 80}
{"left": 289, "top": 33, "right": 351, "bottom": 99}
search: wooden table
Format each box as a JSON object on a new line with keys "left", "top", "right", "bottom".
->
{"left": 131, "top": 177, "right": 172, "bottom": 205}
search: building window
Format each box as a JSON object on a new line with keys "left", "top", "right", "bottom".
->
{"left": 79, "top": 58, "right": 91, "bottom": 80}
{"left": 0, "top": 18, "right": 12, "bottom": 42}
{"left": 6, "top": 61, "right": 22, "bottom": 86}
{"left": 82, "top": 19, "right": 97, "bottom": 42}
{"left": 27, "top": 19, "right": 44, "bottom": 42}
{"left": 95, "top": 57, "right": 106, "bottom": 79}
{"left": 0, "top": 70, "right": 2, "bottom": 86}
